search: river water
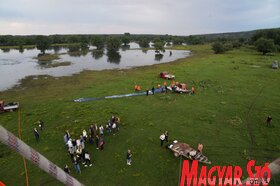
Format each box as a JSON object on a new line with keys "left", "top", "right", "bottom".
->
{"left": 0, "top": 43, "right": 190, "bottom": 91}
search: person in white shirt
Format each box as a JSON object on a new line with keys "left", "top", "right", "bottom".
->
{"left": 84, "top": 151, "right": 92, "bottom": 167}
{"left": 82, "top": 129, "right": 87, "bottom": 142}
{"left": 160, "top": 133, "right": 165, "bottom": 147}
{"left": 67, "top": 139, "right": 73, "bottom": 149}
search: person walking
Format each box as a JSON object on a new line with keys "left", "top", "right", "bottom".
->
{"left": 164, "top": 81, "right": 167, "bottom": 93}
{"left": 164, "top": 131, "right": 169, "bottom": 142}
{"left": 266, "top": 116, "right": 272, "bottom": 127}
{"left": 39, "top": 120, "right": 44, "bottom": 130}
{"left": 99, "top": 125, "right": 104, "bottom": 135}
{"left": 84, "top": 151, "right": 92, "bottom": 167}
{"left": 82, "top": 129, "right": 87, "bottom": 142}
{"left": 99, "top": 135, "right": 105, "bottom": 150}
{"left": 127, "top": 149, "right": 132, "bottom": 165}
{"left": 197, "top": 143, "right": 203, "bottom": 154}
{"left": 34, "top": 128, "right": 39, "bottom": 142}
{"left": 89, "top": 125, "right": 95, "bottom": 144}
{"left": 64, "top": 133, "right": 68, "bottom": 146}
{"left": 69, "top": 146, "right": 75, "bottom": 161}
{"left": 72, "top": 156, "right": 81, "bottom": 174}
{"left": 160, "top": 133, "right": 165, "bottom": 147}
{"left": 95, "top": 134, "right": 99, "bottom": 149}
{"left": 191, "top": 86, "right": 195, "bottom": 95}
{"left": 112, "top": 122, "right": 117, "bottom": 135}
{"left": 65, "top": 130, "right": 71, "bottom": 141}
{"left": 64, "top": 165, "right": 70, "bottom": 174}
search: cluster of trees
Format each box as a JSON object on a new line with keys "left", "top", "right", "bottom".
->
{"left": 251, "top": 29, "right": 280, "bottom": 55}
{"left": 0, "top": 33, "right": 206, "bottom": 48}
{"left": 211, "top": 38, "right": 243, "bottom": 54}
{"left": 211, "top": 28, "right": 280, "bottom": 55}
{"left": 1, "top": 28, "right": 279, "bottom": 56}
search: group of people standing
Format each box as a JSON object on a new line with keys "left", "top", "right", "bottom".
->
{"left": 63, "top": 115, "right": 121, "bottom": 174}
{"left": 64, "top": 130, "right": 92, "bottom": 174}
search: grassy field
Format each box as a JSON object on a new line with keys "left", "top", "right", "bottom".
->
{"left": 0, "top": 44, "right": 280, "bottom": 185}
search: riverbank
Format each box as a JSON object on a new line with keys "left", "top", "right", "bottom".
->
{"left": 0, "top": 44, "right": 279, "bottom": 185}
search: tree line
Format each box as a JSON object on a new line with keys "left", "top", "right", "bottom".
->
{"left": 211, "top": 28, "right": 280, "bottom": 55}
{"left": 1, "top": 28, "right": 279, "bottom": 55}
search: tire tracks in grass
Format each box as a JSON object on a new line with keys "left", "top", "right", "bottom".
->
{"left": 244, "top": 87, "right": 264, "bottom": 157}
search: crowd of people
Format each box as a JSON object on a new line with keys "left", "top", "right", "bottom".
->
{"left": 63, "top": 115, "right": 121, "bottom": 174}
{"left": 32, "top": 113, "right": 273, "bottom": 176}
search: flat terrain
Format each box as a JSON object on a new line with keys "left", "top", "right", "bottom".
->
{"left": 0, "top": 45, "right": 280, "bottom": 185}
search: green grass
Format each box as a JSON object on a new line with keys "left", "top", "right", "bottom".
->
{"left": 34, "top": 54, "right": 60, "bottom": 62}
{"left": 0, "top": 45, "right": 280, "bottom": 185}
{"left": 37, "top": 61, "right": 72, "bottom": 68}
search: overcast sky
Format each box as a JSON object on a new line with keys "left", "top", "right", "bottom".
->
{"left": 0, "top": 0, "right": 279, "bottom": 36}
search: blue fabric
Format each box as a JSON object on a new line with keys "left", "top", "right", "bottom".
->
{"left": 73, "top": 87, "right": 166, "bottom": 102}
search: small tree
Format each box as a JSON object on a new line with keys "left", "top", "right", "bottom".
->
{"left": 154, "top": 41, "right": 165, "bottom": 53}
{"left": 36, "top": 35, "right": 51, "bottom": 54}
{"left": 106, "top": 37, "right": 121, "bottom": 52}
{"left": 255, "top": 37, "right": 276, "bottom": 55}
{"left": 91, "top": 36, "right": 105, "bottom": 50}
{"left": 138, "top": 38, "right": 150, "bottom": 48}
{"left": 212, "top": 41, "right": 226, "bottom": 54}
{"left": 121, "top": 36, "right": 130, "bottom": 46}
{"left": 80, "top": 41, "right": 89, "bottom": 51}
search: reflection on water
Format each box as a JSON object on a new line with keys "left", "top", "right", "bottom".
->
{"left": 121, "top": 45, "right": 130, "bottom": 51}
{"left": 18, "top": 47, "right": 24, "bottom": 54}
{"left": 107, "top": 51, "right": 121, "bottom": 64}
{"left": 53, "top": 46, "right": 62, "bottom": 54}
{"left": 155, "top": 54, "right": 164, "bottom": 61}
{"left": 91, "top": 49, "right": 104, "bottom": 60}
{"left": 1, "top": 48, "right": 10, "bottom": 53}
{"left": 142, "top": 49, "right": 148, "bottom": 54}
{"left": 0, "top": 42, "right": 190, "bottom": 91}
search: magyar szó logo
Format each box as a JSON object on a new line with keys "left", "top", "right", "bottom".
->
{"left": 180, "top": 160, "right": 271, "bottom": 186}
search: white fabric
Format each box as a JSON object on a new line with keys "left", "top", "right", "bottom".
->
{"left": 112, "top": 123, "right": 116, "bottom": 129}
{"left": 85, "top": 153, "right": 90, "bottom": 160}
{"left": 82, "top": 130, "right": 87, "bottom": 137}
{"left": 160, "top": 134, "right": 165, "bottom": 140}
{"left": 76, "top": 139, "right": 81, "bottom": 147}
{"left": 190, "top": 151, "right": 196, "bottom": 156}
{"left": 67, "top": 140, "right": 73, "bottom": 148}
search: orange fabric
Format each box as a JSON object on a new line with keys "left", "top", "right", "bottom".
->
{"left": 137, "top": 86, "right": 141, "bottom": 91}
{"left": 0, "top": 181, "right": 6, "bottom": 186}
{"left": 163, "top": 81, "right": 167, "bottom": 86}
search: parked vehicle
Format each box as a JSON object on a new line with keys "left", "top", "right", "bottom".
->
{"left": 0, "top": 100, "right": 19, "bottom": 113}
{"left": 160, "top": 71, "right": 175, "bottom": 79}
{"left": 168, "top": 140, "right": 211, "bottom": 164}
